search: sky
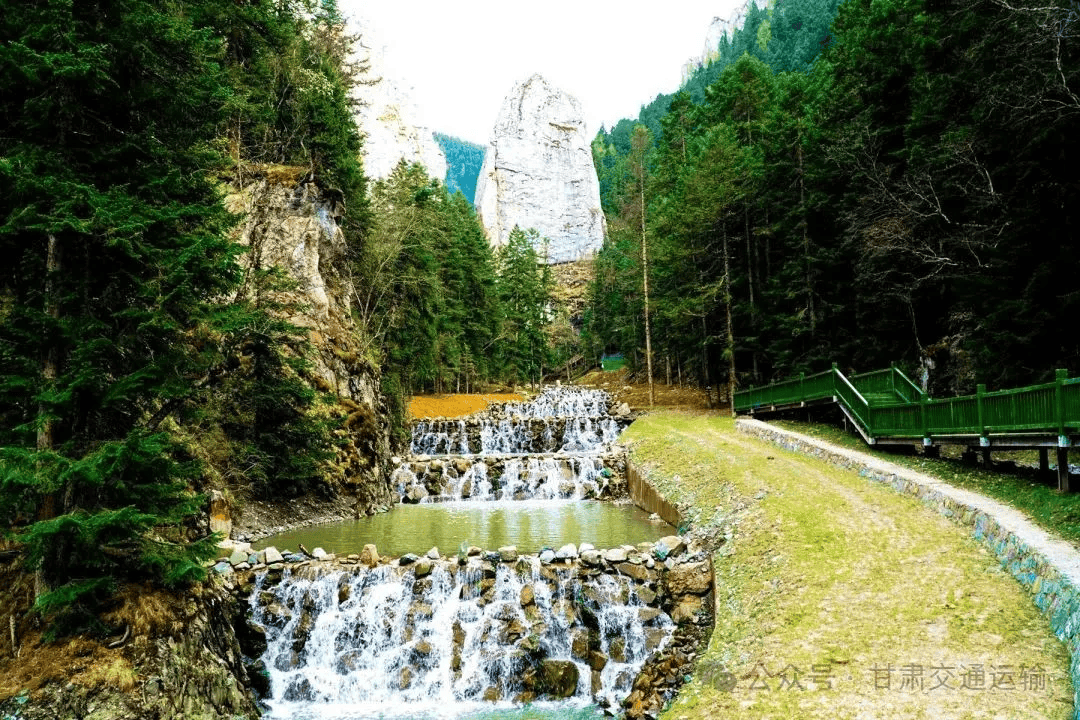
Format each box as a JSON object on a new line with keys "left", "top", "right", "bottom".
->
{"left": 338, "top": 1, "right": 746, "bottom": 144}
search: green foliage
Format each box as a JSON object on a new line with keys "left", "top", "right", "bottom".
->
{"left": 0, "top": 0, "right": 363, "bottom": 630}
{"left": 587, "top": 0, "right": 1080, "bottom": 398}
{"left": 434, "top": 133, "right": 486, "bottom": 204}
{"left": 494, "top": 228, "right": 555, "bottom": 383}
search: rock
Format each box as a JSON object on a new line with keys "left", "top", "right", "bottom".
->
{"left": 537, "top": 659, "right": 580, "bottom": 698}
{"left": 346, "top": 17, "right": 446, "bottom": 182}
{"left": 399, "top": 553, "right": 419, "bottom": 566}
{"left": 311, "top": 547, "right": 327, "bottom": 560}
{"left": 555, "top": 543, "right": 578, "bottom": 560}
{"left": 539, "top": 549, "right": 556, "bottom": 564}
{"left": 636, "top": 586, "right": 658, "bottom": 605}
{"left": 404, "top": 485, "right": 428, "bottom": 504}
{"left": 666, "top": 560, "right": 712, "bottom": 595}
{"left": 580, "top": 550, "right": 603, "bottom": 567}
{"left": 228, "top": 549, "right": 248, "bottom": 566}
{"left": 671, "top": 595, "right": 705, "bottom": 624}
{"left": 360, "top": 544, "right": 380, "bottom": 568}
{"left": 499, "top": 545, "right": 518, "bottom": 563}
{"left": 414, "top": 559, "right": 433, "bottom": 578}
{"left": 520, "top": 584, "right": 535, "bottom": 607}
{"left": 209, "top": 489, "right": 232, "bottom": 537}
{"left": 426, "top": 546, "right": 441, "bottom": 560}
{"left": 212, "top": 561, "right": 232, "bottom": 575}
{"left": 475, "top": 74, "right": 606, "bottom": 264}
{"left": 655, "top": 536, "right": 686, "bottom": 559}
{"left": 579, "top": 542, "right": 595, "bottom": 552}
{"left": 263, "top": 547, "right": 284, "bottom": 565}
{"left": 637, "top": 607, "right": 664, "bottom": 624}
{"left": 617, "top": 563, "right": 653, "bottom": 582}
{"left": 588, "top": 650, "right": 609, "bottom": 672}
{"left": 604, "top": 548, "right": 628, "bottom": 563}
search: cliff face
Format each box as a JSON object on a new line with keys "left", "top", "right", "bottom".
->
{"left": 226, "top": 175, "right": 394, "bottom": 521}
{"left": 475, "top": 74, "right": 606, "bottom": 265}
{"left": 347, "top": 18, "right": 446, "bottom": 181}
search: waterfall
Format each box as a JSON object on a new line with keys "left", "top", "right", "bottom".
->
{"left": 251, "top": 559, "right": 673, "bottom": 718}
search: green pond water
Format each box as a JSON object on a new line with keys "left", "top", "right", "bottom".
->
{"left": 253, "top": 500, "right": 671, "bottom": 557}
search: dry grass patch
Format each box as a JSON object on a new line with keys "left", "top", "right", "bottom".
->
{"left": 622, "top": 412, "right": 1073, "bottom": 720}
{"left": 407, "top": 392, "right": 526, "bottom": 420}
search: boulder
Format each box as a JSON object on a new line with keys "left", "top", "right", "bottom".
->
{"left": 537, "top": 659, "right": 580, "bottom": 698}
{"left": 498, "top": 545, "right": 518, "bottom": 563}
{"left": 475, "top": 74, "right": 606, "bottom": 264}
{"left": 360, "top": 544, "right": 380, "bottom": 568}
{"left": 604, "top": 548, "right": 628, "bottom": 563}
{"left": 555, "top": 543, "right": 578, "bottom": 560}
{"left": 263, "top": 547, "right": 284, "bottom": 565}
{"left": 666, "top": 560, "right": 712, "bottom": 595}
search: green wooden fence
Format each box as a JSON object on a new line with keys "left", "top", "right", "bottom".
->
{"left": 734, "top": 365, "right": 1080, "bottom": 444}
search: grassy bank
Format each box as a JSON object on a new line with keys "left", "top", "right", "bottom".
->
{"left": 622, "top": 411, "right": 1073, "bottom": 719}
{"left": 772, "top": 418, "right": 1080, "bottom": 547}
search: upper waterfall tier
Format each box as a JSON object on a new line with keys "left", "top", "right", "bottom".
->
{"left": 409, "top": 387, "right": 627, "bottom": 457}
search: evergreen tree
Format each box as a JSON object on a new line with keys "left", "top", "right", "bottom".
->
{"left": 0, "top": 0, "right": 243, "bottom": 631}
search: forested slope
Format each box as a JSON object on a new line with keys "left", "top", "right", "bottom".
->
{"left": 586, "top": 0, "right": 1080, "bottom": 400}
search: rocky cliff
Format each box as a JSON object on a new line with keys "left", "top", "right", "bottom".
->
{"left": 347, "top": 17, "right": 446, "bottom": 181}
{"left": 475, "top": 74, "right": 606, "bottom": 265}
{"left": 225, "top": 171, "right": 395, "bottom": 528}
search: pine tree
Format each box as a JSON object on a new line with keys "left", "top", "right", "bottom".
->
{"left": 0, "top": 0, "right": 246, "bottom": 632}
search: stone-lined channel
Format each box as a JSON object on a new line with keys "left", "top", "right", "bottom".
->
{"left": 235, "top": 387, "right": 714, "bottom": 719}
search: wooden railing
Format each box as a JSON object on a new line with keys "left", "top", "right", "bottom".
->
{"left": 734, "top": 366, "right": 1080, "bottom": 443}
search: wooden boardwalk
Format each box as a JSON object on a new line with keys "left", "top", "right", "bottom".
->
{"left": 734, "top": 365, "right": 1080, "bottom": 491}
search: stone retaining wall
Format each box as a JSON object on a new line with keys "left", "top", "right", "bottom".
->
{"left": 627, "top": 460, "right": 682, "bottom": 527}
{"left": 737, "top": 417, "right": 1080, "bottom": 719}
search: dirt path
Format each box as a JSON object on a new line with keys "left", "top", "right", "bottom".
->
{"left": 622, "top": 412, "right": 1073, "bottom": 719}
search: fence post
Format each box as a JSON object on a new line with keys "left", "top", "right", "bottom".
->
{"left": 977, "top": 383, "right": 986, "bottom": 436}
{"left": 1056, "top": 369, "right": 1068, "bottom": 442}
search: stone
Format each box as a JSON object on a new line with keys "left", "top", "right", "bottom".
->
{"left": 311, "top": 547, "right": 327, "bottom": 560}
{"left": 426, "top": 546, "right": 441, "bottom": 560}
{"left": 636, "top": 586, "right": 658, "bottom": 605}
{"left": 604, "top": 548, "right": 628, "bottom": 563}
{"left": 555, "top": 543, "right": 578, "bottom": 560}
{"left": 399, "top": 553, "right": 419, "bottom": 566}
{"left": 499, "top": 545, "right": 518, "bottom": 563}
{"left": 578, "top": 542, "right": 595, "bottom": 552}
{"left": 655, "top": 536, "right": 686, "bottom": 558}
{"left": 671, "top": 595, "right": 705, "bottom": 624}
{"left": 666, "top": 560, "right": 712, "bottom": 595}
{"left": 520, "top": 584, "right": 535, "bottom": 607}
{"left": 539, "top": 549, "right": 556, "bottom": 564}
{"left": 360, "top": 544, "right": 380, "bottom": 568}
{"left": 537, "top": 659, "right": 580, "bottom": 698}
{"left": 414, "top": 559, "right": 433, "bottom": 578}
{"left": 580, "top": 550, "right": 603, "bottom": 567}
{"left": 345, "top": 16, "right": 446, "bottom": 182}
{"left": 212, "top": 561, "right": 232, "bottom": 575}
{"left": 262, "top": 547, "right": 284, "bottom": 565}
{"left": 209, "top": 489, "right": 231, "bottom": 537}
{"left": 617, "top": 563, "right": 653, "bottom": 582}
{"left": 404, "top": 485, "right": 428, "bottom": 504}
{"left": 588, "top": 650, "right": 609, "bottom": 672}
{"left": 475, "top": 74, "right": 606, "bottom": 264}
{"left": 228, "top": 549, "right": 248, "bottom": 566}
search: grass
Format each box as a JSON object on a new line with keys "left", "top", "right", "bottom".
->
{"left": 771, "top": 419, "right": 1080, "bottom": 547}
{"left": 621, "top": 411, "right": 1073, "bottom": 720}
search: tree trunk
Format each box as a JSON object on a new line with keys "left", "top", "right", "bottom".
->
{"left": 35, "top": 233, "right": 61, "bottom": 599}
{"left": 723, "top": 225, "right": 737, "bottom": 416}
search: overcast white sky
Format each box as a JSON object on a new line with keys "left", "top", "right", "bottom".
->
{"left": 338, "top": 1, "right": 744, "bottom": 144}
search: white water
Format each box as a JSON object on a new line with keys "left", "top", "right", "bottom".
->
{"left": 252, "top": 562, "right": 671, "bottom": 718}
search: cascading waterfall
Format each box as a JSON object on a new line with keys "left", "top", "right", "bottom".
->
{"left": 251, "top": 560, "right": 672, "bottom": 718}
{"left": 250, "top": 386, "right": 688, "bottom": 718}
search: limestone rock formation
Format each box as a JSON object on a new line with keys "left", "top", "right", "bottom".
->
{"left": 346, "top": 17, "right": 446, "bottom": 181}
{"left": 475, "top": 74, "right": 606, "bottom": 264}
{"left": 226, "top": 174, "right": 394, "bottom": 518}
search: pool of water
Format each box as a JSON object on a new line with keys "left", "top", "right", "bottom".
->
{"left": 266, "top": 700, "right": 606, "bottom": 720}
{"left": 253, "top": 500, "right": 671, "bottom": 557}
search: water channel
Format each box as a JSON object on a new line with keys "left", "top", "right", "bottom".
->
{"left": 251, "top": 387, "right": 678, "bottom": 720}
